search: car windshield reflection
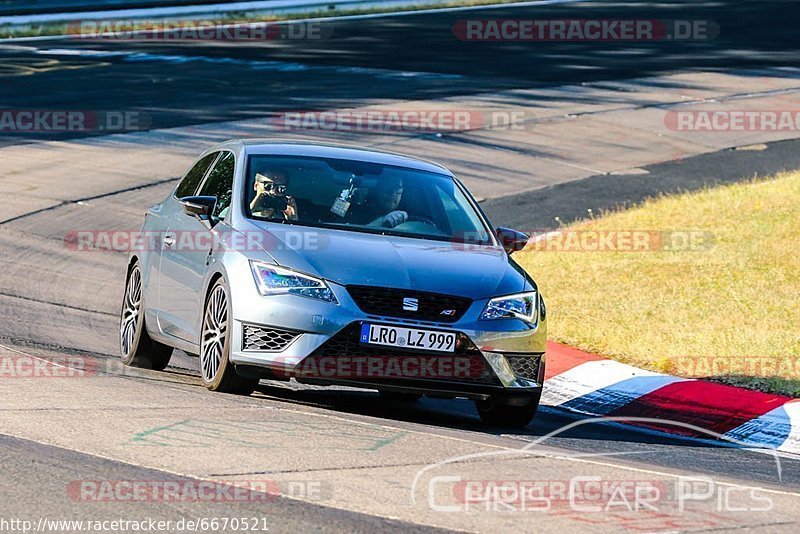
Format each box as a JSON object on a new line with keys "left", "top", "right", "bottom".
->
{"left": 245, "top": 155, "right": 493, "bottom": 245}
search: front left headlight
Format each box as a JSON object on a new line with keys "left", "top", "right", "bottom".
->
{"left": 480, "top": 291, "right": 537, "bottom": 323}
{"left": 249, "top": 261, "right": 338, "bottom": 304}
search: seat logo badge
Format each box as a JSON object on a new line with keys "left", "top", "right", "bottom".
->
{"left": 402, "top": 297, "right": 419, "bottom": 311}
{"left": 440, "top": 309, "right": 456, "bottom": 316}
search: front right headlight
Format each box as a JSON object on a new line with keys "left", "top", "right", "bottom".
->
{"left": 249, "top": 261, "right": 337, "bottom": 303}
{"left": 480, "top": 291, "right": 538, "bottom": 323}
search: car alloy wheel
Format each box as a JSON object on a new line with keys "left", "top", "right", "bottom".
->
{"left": 120, "top": 265, "right": 142, "bottom": 359}
{"left": 119, "top": 261, "right": 172, "bottom": 370}
{"left": 200, "top": 278, "right": 259, "bottom": 394}
{"left": 201, "top": 283, "right": 227, "bottom": 382}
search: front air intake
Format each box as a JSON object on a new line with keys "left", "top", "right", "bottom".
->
{"left": 242, "top": 324, "right": 299, "bottom": 352}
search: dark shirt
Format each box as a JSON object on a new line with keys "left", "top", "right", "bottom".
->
{"left": 343, "top": 202, "right": 384, "bottom": 225}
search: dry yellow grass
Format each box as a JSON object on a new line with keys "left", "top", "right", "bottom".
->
{"left": 516, "top": 171, "right": 800, "bottom": 395}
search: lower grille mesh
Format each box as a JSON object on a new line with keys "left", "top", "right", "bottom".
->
{"left": 505, "top": 355, "right": 542, "bottom": 381}
{"left": 242, "top": 324, "right": 299, "bottom": 352}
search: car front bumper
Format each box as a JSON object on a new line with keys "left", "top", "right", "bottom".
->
{"left": 228, "top": 278, "right": 546, "bottom": 397}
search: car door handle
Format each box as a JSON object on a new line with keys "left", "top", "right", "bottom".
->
{"left": 163, "top": 235, "right": 175, "bottom": 247}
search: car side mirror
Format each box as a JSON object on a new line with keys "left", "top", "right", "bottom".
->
{"left": 496, "top": 227, "right": 530, "bottom": 254}
{"left": 180, "top": 196, "right": 216, "bottom": 222}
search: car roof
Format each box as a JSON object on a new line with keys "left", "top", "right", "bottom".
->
{"left": 216, "top": 139, "right": 454, "bottom": 176}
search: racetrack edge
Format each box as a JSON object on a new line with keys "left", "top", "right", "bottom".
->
{"left": 543, "top": 340, "right": 800, "bottom": 454}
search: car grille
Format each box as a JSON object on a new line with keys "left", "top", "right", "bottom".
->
{"left": 346, "top": 285, "right": 472, "bottom": 323}
{"left": 242, "top": 324, "right": 299, "bottom": 352}
{"left": 505, "top": 354, "right": 542, "bottom": 381}
{"left": 296, "top": 323, "right": 498, "bottom": 385}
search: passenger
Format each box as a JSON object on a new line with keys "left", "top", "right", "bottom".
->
{"left": 250, "top": 171, "right": 298, "bottom": 221}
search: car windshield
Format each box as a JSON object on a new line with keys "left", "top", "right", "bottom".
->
{"left": 245, "top": 155, "right": 493, "bottom": 245}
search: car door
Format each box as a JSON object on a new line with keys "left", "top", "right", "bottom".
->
{"left": 150, "top": 151, "right": 218, "bottom": 334}
{"left": 157, "top": 151, "right": 235, "bottom": 344}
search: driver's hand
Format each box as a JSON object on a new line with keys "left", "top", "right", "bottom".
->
{"left": 254, "top": 181, "right": 268, "bottom": 198}
{"left": 252, "top": 183, "right": 268, "bottom": 209}
{"left": 379, "top": 210, "right": 407, "bottom": 228}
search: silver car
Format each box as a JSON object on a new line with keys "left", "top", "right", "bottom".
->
{"left": 120, "top": 140, "right": 547, "bottom": 426}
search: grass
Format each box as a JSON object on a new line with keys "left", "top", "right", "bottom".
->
{"left": 0, "top": 0, "right": 523, "bottom": 39}
{"left": 515, "top": 171, "right": 800, "bottom": 396}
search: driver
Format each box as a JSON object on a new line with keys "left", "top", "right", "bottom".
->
{"left": 250, "top": 170, "right": 298, "bottom": 221}
{"left": 350, "top": 176, "right": 407, "bottom": 228}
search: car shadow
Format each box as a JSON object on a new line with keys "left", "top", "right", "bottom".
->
{"left": 250, "top": 380, "right": 800, "bottom": 490}
{"left": 252, "top": 380, "right": 722, "bottom": 448}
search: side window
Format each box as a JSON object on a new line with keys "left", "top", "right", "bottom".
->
{"left": 198, "top": 151, "right": 235, "bottom": 219}
{"left": 175, "top": 152, "right": 218, "bottom": 198}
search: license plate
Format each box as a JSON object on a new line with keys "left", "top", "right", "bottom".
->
{"left": 359, "top": 323, "right": 456, "bottom": 353}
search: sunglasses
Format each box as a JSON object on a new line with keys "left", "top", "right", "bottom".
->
{"left": 261, "top": 182, "right": 287, "bottom": 193}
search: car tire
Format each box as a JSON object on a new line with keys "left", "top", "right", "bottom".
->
{"left": 120, "top": 261, "right": 173, "bottom": 371}
{"left": 200, "top": 278, "right": 259, "bottom": 395}
{"left": 379, "top": 391, "right": 422, "bottom": 401}
{"left": 475, "top": 393, "right": 541, "bottom": 427}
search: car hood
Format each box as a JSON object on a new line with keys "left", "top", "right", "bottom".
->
{"left": 241, "top": 222, "right": 530, "bottom": 300}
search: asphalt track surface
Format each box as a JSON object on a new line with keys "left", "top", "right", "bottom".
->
{"left": 0, "top": 0, "right": 798, "bottom": 142}
{"left": 2, "top": 0, "right": 800, "bottom": 531}
{"left": 0, "top": 434, "right": 442, "bottom": 532}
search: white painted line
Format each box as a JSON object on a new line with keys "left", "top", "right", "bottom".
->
{"left": 0, "top": 342, "right": 69, "bottom": 370}
{"left": 542, "top": 359, "right": 676, "bottom": 406}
